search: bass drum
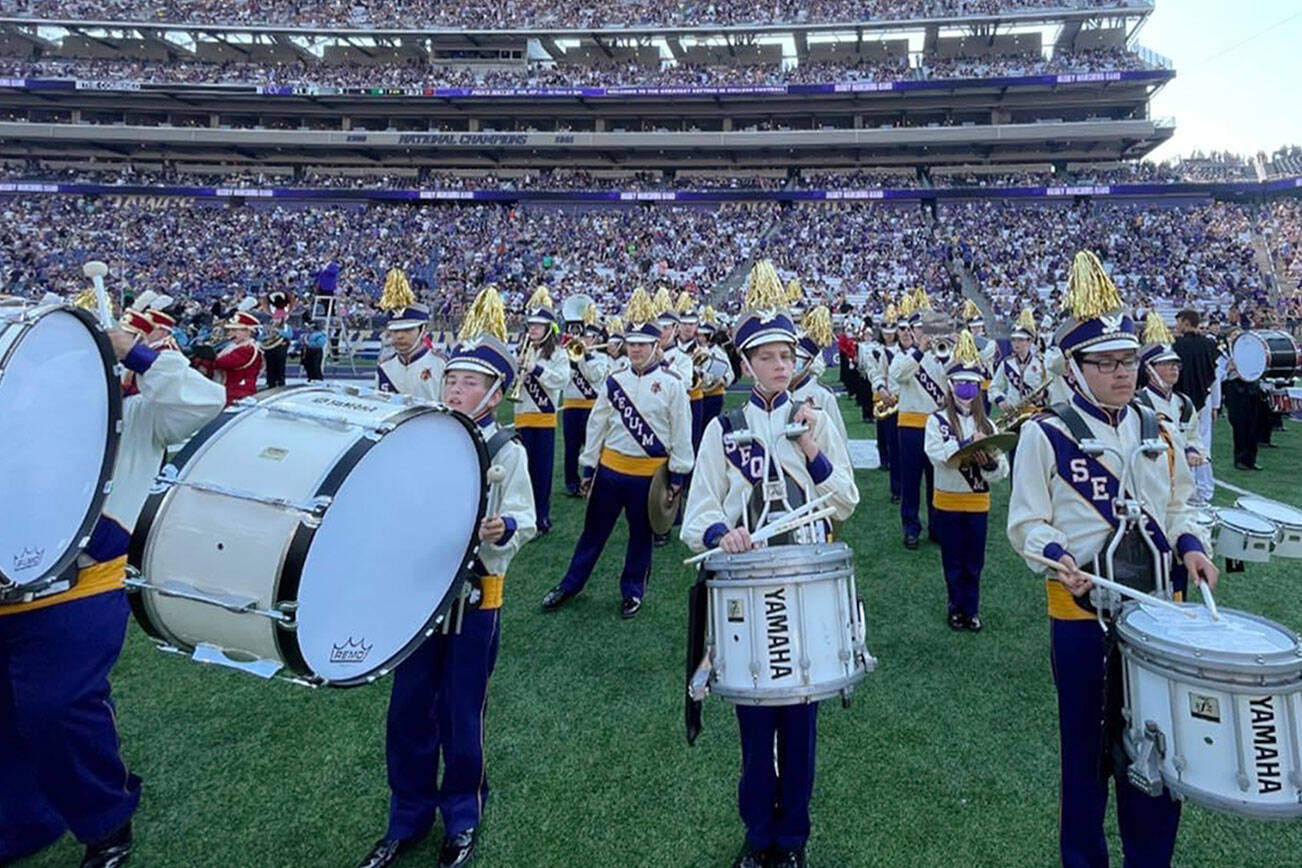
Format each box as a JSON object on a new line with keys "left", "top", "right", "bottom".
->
{"left": 129, "top": 384, "right": 486, "bottom": 687}
{"left": 1231, "top": 330, "right": 1298, "bottom": 383}
{"left": 0, "top": 303, "right": 120, "bottom": 597}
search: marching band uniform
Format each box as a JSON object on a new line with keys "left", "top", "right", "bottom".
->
{"left": 889, "top": 307, "right": 949, "bottom": 548}
{"left": 562, "top": 312, "right": 610, "bottom": 497}
{"left": 925, "top": 334, "right": 1008, "bottom": 631}
{"left": 262, "top": 290, "right": 293, "bottom": 388}
{"left": 698, "top": 308, "right": 734, "bottom": 429}
{"left": 656, "top": 288, "right": 693, "bottom": 386}
{"left": 792, "top": 306, "right": 848, "bottom": 446}
{"left": 515, "top": 289, "right": 570, "bottom": 536}
{"left": 855, "top": 321, "right": 881, "bottom": 423}
{"left": 681, "top": 262, "right": 858, "bottom": 868}
{"left": 1006, "top": 253, "right": 1213, "bottom": 868}
{"left": 990, "top": 311, "right": 1046, "bottom": 481}
{"left": 866, "top": 311, "right": 901, "bottom": 501}
{"left": 676, "top": 293, "right": 707, "bottom": 451}
{"left": 1, "top": 333, "right": 223, "bottom": 867}
{"left": 204, "top": 310, "right": 263, "bottom": 406}
{"left": 542, "top": 289, "right": 693, "bottom": 619}
{"left": 375, "top": 271, "right": 443, "bottom": 402}
{"left": 1136, "top": 316, "right": 1206, "bottom": 467}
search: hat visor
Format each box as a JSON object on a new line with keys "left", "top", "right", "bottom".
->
{"left": 387, "top": 320, "right": 424, "bottom": 330}
{"left": 739, "top": 331, "right": 798, "bottom": 353}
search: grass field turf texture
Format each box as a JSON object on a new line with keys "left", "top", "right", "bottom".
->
{"left": 18, "top": 384, "right": 1302, "bottom": 867}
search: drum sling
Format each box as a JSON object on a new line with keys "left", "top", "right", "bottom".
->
{"left": 445, "top": 426, "right": 519, "bottom": 634}
{"left": 720, "top": 406, "right": 812, "bottom": 546}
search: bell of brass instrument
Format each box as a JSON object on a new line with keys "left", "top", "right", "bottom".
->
{"left": 566, "top": 339, "right": 611, "bottom": 362}
{"left": 873, "top": 394, "right": 899, "bottom": 418}
{"left": 507, "top": 334, "right": 535, "bottom": 402}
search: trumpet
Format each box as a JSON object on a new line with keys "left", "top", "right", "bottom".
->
{"left": 566, "top": 339, "right": 612, "bottom": 362}
{"left": 873, "top": 393, "right": 899, "bottom": 418}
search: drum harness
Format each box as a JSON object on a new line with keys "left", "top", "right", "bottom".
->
{"left": 717, "top": 403, "right": 825, "bottom": 547}
{"left": 442, "top": 424, "right": 517, "bottom": 636}
{"left": 1046, "top": 400, "right": 1176, "bottom": 783}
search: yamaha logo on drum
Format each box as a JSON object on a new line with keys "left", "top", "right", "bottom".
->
{"left": 330, "top": 637, "right": 373, "bottom": 664}
{"left": 764, "top": 588, "right": 793, "bottom": 680}
{"left": 13, "top": 546, "right": 43, "bottom": 572}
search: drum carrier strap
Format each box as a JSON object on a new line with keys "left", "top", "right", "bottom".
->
{"left": 719, "top": 406, "right": 810, "bottom": 544}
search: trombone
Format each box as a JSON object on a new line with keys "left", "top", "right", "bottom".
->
{"left": 507, "top": 333, "right": 536, "bottom": 403}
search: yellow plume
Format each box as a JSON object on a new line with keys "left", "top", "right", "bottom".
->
{"left": 1062, "top": 251, "right": 1124, "bottom": 320}
{"left": 606, "top": 315, "right": 625, "bottom": 335}
{"left": 898, "top": 293, "right": 916, "bottom": 318}
{"left": 1016, "top": 307, "right": 1037, "bottom": 334}
{"left": 581, "top": 302, "right": 600, "bottom": 327}
{"left": 675, "top": 291, "right": 696, "bottom": 317}
{"left": 378, "top": 267, "right": 415, "bottom": 313}
{"left": 884, "top": 302, "right": 898, "bottom": 322}
{"left": 802, "top": 305, "right": 834, "bottom": 349}
{"left": 962, "top": 299, "right": 981, "bottom": 321}
{"left": 527, "top": 285, "right": 554, "bottom": 312}
{"left": 1141, "top": 311, "right": 1174, "bottom": 346}
{"left": 785, "top": 277, "right": 803, "bottom": 307}
{"left": 913, "top": 287, "right": 933, "bottom": 312}
{"left": 457, "top": 284, "right": 508, "bottom": 343}
{"left": 701, "top": 305, "right": 718, "bottom": 326}
{"left": 745, "top": 259, "right": 786, "bottom": 311}
{"left": 652, "top": 287, "right": 675, "bottom": 317}
{"left": 626, "top": 288, "right": 657, "bottom": 324}
{"left": 953, "top": 330, "right": 981, "bottom": 366}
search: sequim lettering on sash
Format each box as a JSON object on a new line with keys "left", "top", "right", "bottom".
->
{"left": 1006, "top": 360, "right": 1025, "bottom": 398}
{"left": 525, "top": 369, "right": 555, "bottom": 412}
{"left": 573, "top": 370, "right": 597, "bottom": 401}
{"left": 916, "top": 365, "right": 947, "bottom": 408}
{"left": 607, "top": 379, "right": 667, "bottom": 457}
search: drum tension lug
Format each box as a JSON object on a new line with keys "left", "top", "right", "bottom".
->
{"left": 1126, "top": 720, "right": 1166, "bottom": 798}
{"left": 275, "top": 601, "right": 299, "bottom": 629}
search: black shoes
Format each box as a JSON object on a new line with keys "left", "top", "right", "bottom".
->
{"left": 771, "top": 847, "right": 808, "bottom": 868}
{"left": 903, "top": 535, "right": 919, "bottom": 550}
{"left": 80, "top": 823, "right": 132, "bottom": 868}
{"left": 541, "top": 585, "right": 574, "bottom": 611}
{"left": 1234, "top": 462, "right": 1264, "bottom": 471}
{"left": 653, "top": 532, "right": 670, "bottom": 547}
{"left": 948, "top": 613, "right": 965, "bottom": 631}
{"left": 355, "top": 838, "right": 417, "bottom": 868}
{"left": 731, "top": 843, "right": 768, "bottom": 868}
{"left": 438, "top": 829, "right": 477, "bottom": 868}
{"left": 949, "top": 613, "right": 984, "bottom": 633}
{"left": 889, "top": 494, "right": 901, "bottom": 504}
{"left": 966, "top": 615, "right": 983, "bottom": 633}
{"left": 621, "top": 597, "right": 642, "bottom": 619}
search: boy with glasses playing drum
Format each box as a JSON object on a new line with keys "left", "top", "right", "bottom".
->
{"left": 682, "top": 261, "right": 859, "bottom": 868}
{"left": 357, "top": 286, "right": 536, "bottom": 868}
{"left": 1008, "top": 252, "right": 1218, "bottom": 868}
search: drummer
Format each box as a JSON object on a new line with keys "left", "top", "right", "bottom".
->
{"left": 1136, "top": 313, "right": 1207, "bottom": 471}
{"left": 356, "top": 286, "right": 536, "bottom": 868}
{"left": 924, "top": 332, "right": 1008, "bottom": 632}
{"left": 541, "top": 288, "right": 693, "bottom": 620}
{"left": 1007, "top": 251, "right": 1217, "bottom": 868}
{"left": 375, "top": 268, "right": 442, "bottom": 402}
{"left": 1, "top": 307, "right": 224, "bottom": 867}
{"left": 681, "top": 259, "right": 858, "bottom": 868}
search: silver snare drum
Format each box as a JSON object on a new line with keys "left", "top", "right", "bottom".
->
{"left": 703, "top": 542, "right": 874, "bottom": 706}
{"left": 1235, "top": 497, "right": 1302, "bottom": 560}
{"left": 1212, "top": 508, "right": 1276, "bottom": 564}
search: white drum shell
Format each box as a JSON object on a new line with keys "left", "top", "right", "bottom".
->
{"left": 1212, "top": 509, "right": 1276, "bottom": 564}
{"left": 132, "top": 385, "right": 485, "bottom": 685}
{"left": 704, "top": 543, "right": 870, "bottom": 705}
{"left": 1119, "top": 604, "right": 1302, "bottom": 819}
{"left": 1235, "top": 497, "right": 1302, "bottom": 560}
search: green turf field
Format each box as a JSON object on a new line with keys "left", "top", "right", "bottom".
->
{"left": 19, "top": 386, "right": 1302, "bottom": 867}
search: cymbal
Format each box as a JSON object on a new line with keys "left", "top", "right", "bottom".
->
{"left": 952, "top": 431, "right": 1018, "bottom": 462}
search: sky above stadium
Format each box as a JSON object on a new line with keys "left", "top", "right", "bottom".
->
{"left": 1145, "top": 0, "right": 1301, "bottom": 161}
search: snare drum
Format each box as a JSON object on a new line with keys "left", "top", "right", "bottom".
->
{"left": 1118, "top": 602, "right": 1302, "bottom": 818}
{"left": 1211, "top": 508, "right": 1276, "bottom": 564}
{"left": 702, "top": 542, "right": 874, "bottom": 705}
{"left": 129, "top": 384, "right": 487, "bottom": 686}
{"left": 1, "top": 303, "right": 121, "bottom": 597}
{"left": 1231, "top": 330, "right": 1299, "bottom": 383}
{"left": 1235, "top": 497, "right": 1302, "bottom": 559}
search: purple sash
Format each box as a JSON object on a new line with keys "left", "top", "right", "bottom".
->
{"left": 607, "top": 379, "right": 667, "bottom": 457}
{"left": 572, "top": 368, "right": 597, "bottom": 400}
{"left": 525, "top": 369, "right": 555, "bottom": 412}
{"left": 916, "top": 362, "right": 947, "bottom": 408}
{"left": 935, "top": 414, "right": 988, "bottom": 492}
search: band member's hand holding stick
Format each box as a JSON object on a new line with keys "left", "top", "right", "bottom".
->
{"left": 1028, "top": 552, "right": 1195, "bottom": 618}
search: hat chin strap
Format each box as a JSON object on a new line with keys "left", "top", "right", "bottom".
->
{"left": 468, "top": 373, "right": 504, "bottom": 420}
{"left": 1066, "top": 356, "right": 1126, "bottom": 411}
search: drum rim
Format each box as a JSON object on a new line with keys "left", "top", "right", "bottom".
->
{"left": 711, "top": 668, "right": 868, "bottom": 705}
{"left": 702, "top": 540, "right": 852, "bottom": 572}
{"left": 0, "top": 305, "right": 122, "bottom": 590}
{"left": 1116, "top": 602, "right": 1302, "bottom": 675}
{"left": 1234, "top": 497, "right": 1302, "bottom": 530}
{"left": 130, "top": 386, "right": 490, "bottom": 687}
{"left": 1212, "top": 508, "right": 1278, "bottom": 535}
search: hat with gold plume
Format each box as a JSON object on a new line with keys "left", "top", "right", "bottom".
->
{"left": 796, "top": 305, "right": 834, "bottom": 361}
{"left": 945, "top": 330, "right": 985, "bottom": 382}
{"left": 962, "top": 298, "right": 984, "bottom": 329}
{"left": 525, "top": 285, "right": 557, "bottom": 328}
{"left": 675, "top": 291, "right": 699, "bottom": 325}
{"left": 446, "top": 284, "right": 516, "bottom": 394}
{"left": 581, "top": 301, "right": 604, "bottom": 337}
{"left": 653, "top": 287, "right": 678, "bottom": 329}
{"left": 1139, "top": 311, "right": 1179, "bottom": 366}
{"left": 698, "top": 305, "right": 719, "bottom": 336}
{"left": 1055, "top": 251, "right": 1137, "bottom": 355}
{"left": 785, "top": 277, "right": 805, "bottom": 317}
{"left": 733, "top": 259, "right": 797, "bottom": 352}
{"left": 606, "top": 314, "right": 625, "bottom": 343}
{"left": 624, "top": 288, "right": 661, "bottom": 344}
{"left": 881, "top": 302, "right": 899, "bottom": 333}
{"left": 379, "top": 267, "right": 427, "bottom": 331}
{"left": 907, "top": 287, "right": 933, "bottom": 327}
{"left": 1011, "top": 307, "right": 1037, "bottom": 340}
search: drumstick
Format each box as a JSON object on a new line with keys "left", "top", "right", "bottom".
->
{"left": 683, "top": 505, "right": 837, "bottom": 567}
{"left": 1027, "top": 552, "right": 1195, "bottom": 619}
{"left": 82, "top": 261, "right": 112, "bottom": 330}
{"left": 1196, "top": 580, "right": 1221, "bottom": 621}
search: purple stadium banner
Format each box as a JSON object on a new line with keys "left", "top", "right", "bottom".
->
{"left": 0, "top": 68, "right": 1170, "bottom": 100}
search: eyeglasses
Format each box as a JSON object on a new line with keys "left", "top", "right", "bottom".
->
{"left": 1080, "top": 357, "right": 1140, "bottom": 374}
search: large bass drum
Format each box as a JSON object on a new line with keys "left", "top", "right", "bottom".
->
{"left": 0, "top": 302, "right": 120, "bottom": 598}
{"left": 1232, "top": 330, "right": 1299, "bottom": 383}
{"left": 129, "top": 384, "right": 486, "bottom": 687}
{"left": 702, "top": 542, "right": 873, "bottom": 705}
{"left": 1118, "top": 602, "right": 1302, "bottom": 818}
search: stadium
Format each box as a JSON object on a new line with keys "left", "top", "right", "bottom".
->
{"left": 1, "top": 1, "right": 1301, "bottom": 866}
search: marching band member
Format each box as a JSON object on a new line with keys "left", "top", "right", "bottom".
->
{"left": 961, "top": 299, "right": 999, "bottom": 377}
{"left": 889, "top": 292, "right": 950, "bottom": 550}
{"left": 375, "top": 268, "right": 442, "bottom": 402}
{"left": 990, "top": 309, "right": 1046, "bottom": 415}
{"left": 605, "top": 314, "right": 628, "bottom": 373}
{"left": 1136, "top": 313, "right": 1207, "bottom": 469}
{"left": 866, "top": 306, "right": 902, "bottom": 502}
{"left": 541, "top": 288, "right": 693, "bottom": 619}
{"left": 561, "top": 304, "right": 610, "bottom": 498}
{"left": 698, "top": 306, "right": 734, "bottom": 428}
{"left": 143, "top": 303, "right": 181, "bottom": 353}
{"left": 925, "top": 332, "right": 1008, "bottom": 632}
{"left": 514, "top": 287, "right": 569, "bottom": 537}
{"left": 681, "top": 260, "right": 858, "bottom": 868}
{"left": 196, "top": 304, "right": 263, "bottom": 406}
{"left": 791, "top": 305, "right": 848, "bottom": 445}
{"left": 854, "top": 316, "right": 880, "bottom": 423}
{"left": 357, "top": 286, "right": 535, "bottom": 868}
{"left": 261, "top": 290, "right": 294, "bottom": 389}
{"left": 655, "top": 287, "right": 692, "bottom": 384}
{"left": 1007, "top": 252, "right": 1217, "bottom": 868}
{"left": 1, "top": 304, "right": 224, "bottom": 868}
{"left": 676, "top": 292, "right": 707, "bottom": 451}
{"left": 117, "top": 291, "right": 172, "bottom": 396}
